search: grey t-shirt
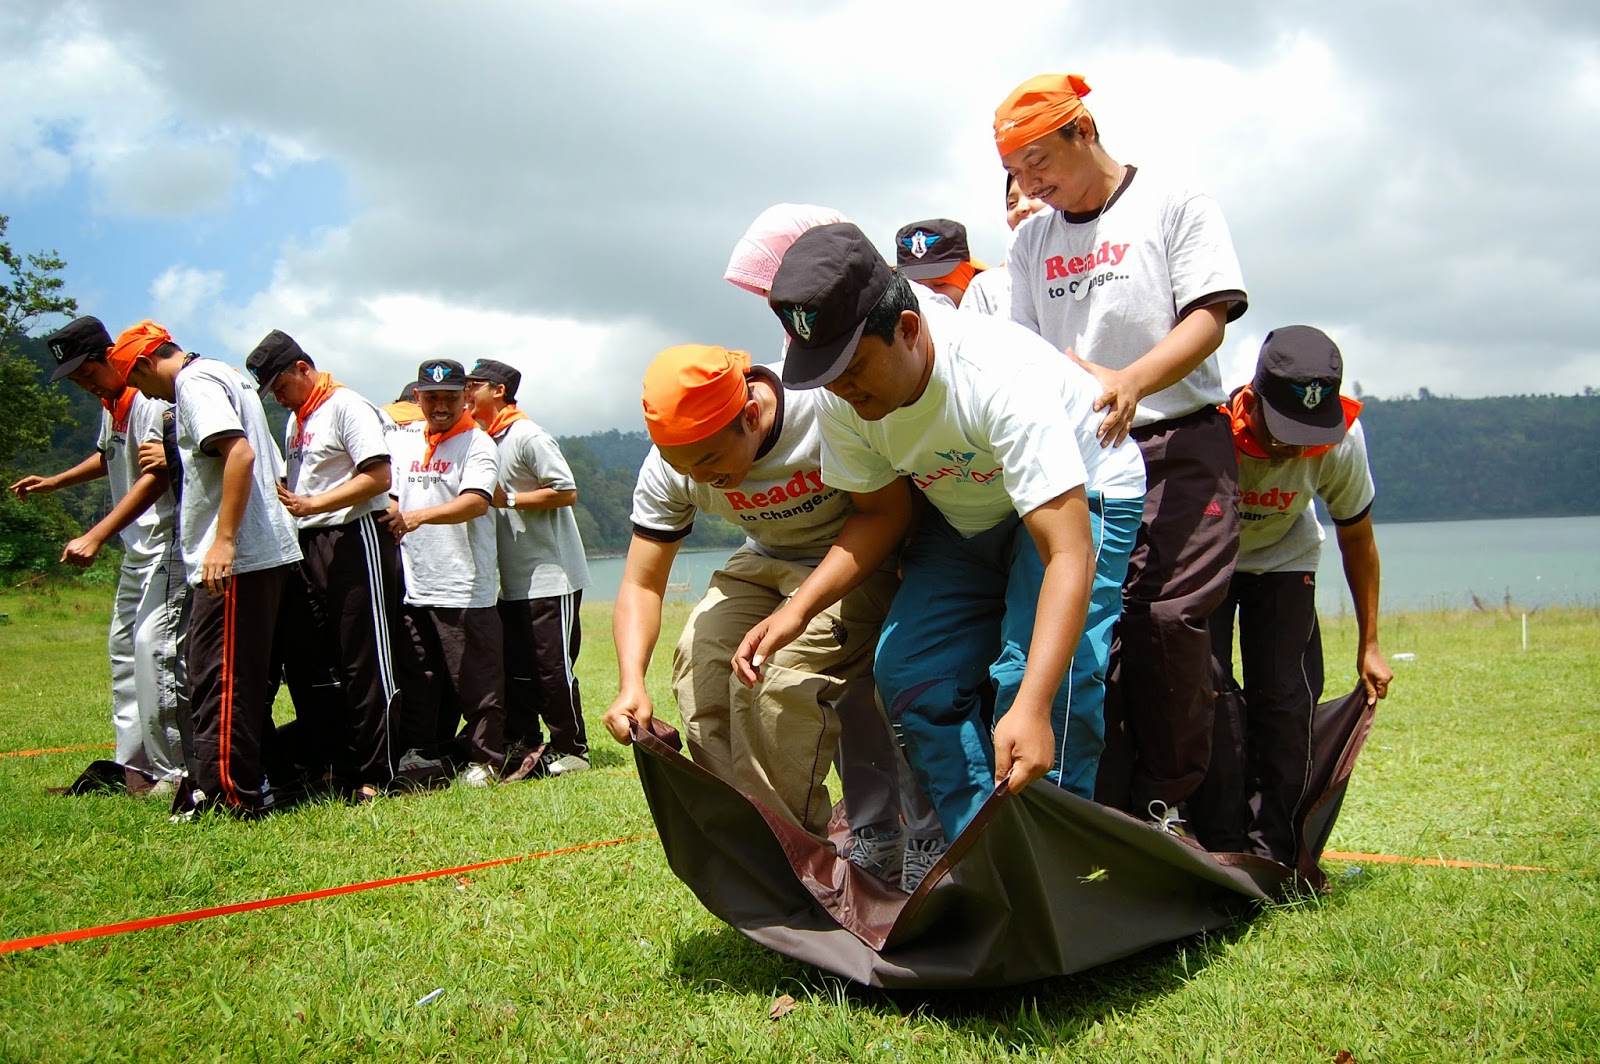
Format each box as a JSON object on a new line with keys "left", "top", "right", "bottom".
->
{"left": 1009, "top": 166, "right": 1248, "bottom": 426}
{"left": 284, "top": 386, "right": 391, "bottom": 529}
{"left": 1236, "top": 419, "right": 1376, "bottom": 574}
{"left": 173, "top": 357, "right": 302, "bottom": 585}
{"left": 961, "top": 263, "right": 1012, "bottom": 320}
{"left": 97, "top": 392, "right": 177, "bottom": 567}
{"left": 492, "top": 417, "right": 591, "bottom": 599}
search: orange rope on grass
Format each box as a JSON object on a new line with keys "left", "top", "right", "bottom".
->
{"left": 1324, "top": 850, "right": 1564, "bottom": 873}
{"left": 0, "top": 743, "right": 115, "bottom": 759}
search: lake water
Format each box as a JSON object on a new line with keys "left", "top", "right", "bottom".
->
{"left": 583, "top": 515, "right": 1600, "bottom": 615}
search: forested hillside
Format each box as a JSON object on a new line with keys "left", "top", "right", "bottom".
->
{"left": 5, "top": 327, "right": 1595, "bottom": 570}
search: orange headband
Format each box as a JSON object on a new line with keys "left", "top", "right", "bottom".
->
{"left": 994, "top": 73, "right": 1092, "bottom": 158}
{"left": 641, "top": 345, "right": 753, "bottom": 448}
{"left": 107, "top": 321, "right": 175, "bottom": 383}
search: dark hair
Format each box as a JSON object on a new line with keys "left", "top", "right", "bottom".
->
{"left": 861, "top": 274, "right": 919, "bottom": 346}
{"left": 1005, "top": 171, "right": 1017, "bottom": 198}
{"left": 1058, "top": 113, "right": 1103, "bottom": 145}
{"left": 298, "top": 355, "right": 318, "bottom": 371}
{"left": 152, "top": 341, "right": 183, "bottom": 361}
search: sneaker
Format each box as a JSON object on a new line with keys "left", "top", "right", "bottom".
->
{"left": 457, "top": 762, "right": 496, "bottom": 789}
{"left": 146, "top": 777, "right": 179, "bottom": 800}
{"left": 1147, "top": 799, "right": 1189, "bottom": 838}
{"left": 843, "top": 825, "right": 904, "bottom": 884}
{"left": 501, "top": 743, "right": 552, "bottom": 783}
{"left": 546, "top": 753, "right": 590, "bottom": 776}
{"left": 397, "top": 748, "right": 443, "bottom": 774}
{"left": 900, "top": 834, "right": 949, "bottom": 894}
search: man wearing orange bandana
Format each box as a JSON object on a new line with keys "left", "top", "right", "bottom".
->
{"left": 10, "top": 315, "right": 185, "bottom": 792}
{"left": 1191, "top": 327, "right": 1390, "bottom": 863}
{"left": 464, "top": 358, "right": 592, "bottom": 780}
{"left": 122, "top": 321, "right": 303, "bottom": 818}
{"left": 246, "top": 329, "right": 405, "bottom": 802}
{"left": 601, "top": 344, "right": 907, "bottom": 869}
{"left": 893, "top": 219, "right": 987, "bottom": 309}
{"left": 995, "top": 72, "right": 1249, "bottom": 827}
{"left": 381, "top": 358, "right": 506, "bottom": 787}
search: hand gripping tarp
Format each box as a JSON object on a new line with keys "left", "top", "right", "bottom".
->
{"left": 629, "top": 685, "right": 1375, "bottom": 989}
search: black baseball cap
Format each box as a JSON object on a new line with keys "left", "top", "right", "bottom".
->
{"left": 245, "top": 329, "right": 312, "bottom": 391}
{"left": 767, "top": 222, "right": 894, "bottom": 390}
{"left": 466, "top": 358, "right": 521, "bottom": 395}
{"left": 894, "top": 218, "right": 974, "bottom": 281}
{"left": 414, "top": 358, "right": 468, "bottom": 391}
{"left": 1253, "top": 325, "right": 1347, "bottom": 447}
{"left": 44, "top": 316, "right": 113, "bottom": 382}
{"left": 395, "top": 382, "right": 420, "bottom": 404}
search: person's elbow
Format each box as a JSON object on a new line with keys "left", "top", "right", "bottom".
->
{"left": 461, "top": 491, "right": 492, "bottom": 518}
{"left": 554, "top": 488, "right": 577, "bottom": 508}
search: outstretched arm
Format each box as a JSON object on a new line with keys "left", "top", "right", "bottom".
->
{"left": 732, "top": 477, "right": 913, "bottom": 687}
{"left": 603, "top": 534, "right": 681, "bottom": 744}
{"left": 1335, "top": 513, "right": 1390, "bottom": 705}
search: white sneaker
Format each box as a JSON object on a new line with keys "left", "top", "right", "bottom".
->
{"left": 397, "top": 748, "right": 443, "bottom": 773}
{"left": 457, "top": 762, "right": 496, "bottom": 788}
{"left": 546, "top": 753, "right": 590, "bottom": 776}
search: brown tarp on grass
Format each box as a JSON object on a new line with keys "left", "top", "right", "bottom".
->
{"left": 631, "top": 684, "right": 1375, "bottom": 989}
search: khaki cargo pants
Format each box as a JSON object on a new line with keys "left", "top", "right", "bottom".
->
{"left": 672, "top": 546, "right": 897, "bottom": 837}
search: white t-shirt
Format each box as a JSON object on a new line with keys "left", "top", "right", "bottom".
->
{"left": 817, "top": 300, "right": 1145, "bottom": 537}
{"left": 390, "top": 423, "right": 501, "bottom": 609}
{"left": 96, "top": 392, "right": 177, "bottom": 567}
{"left": 631, "top": 365, "right": 854, "bottom": 565}
{"left": 284, "top": 386, "right": 391, "bottom": 529}
{"left": 172, "top": 358, "right": 302, "bottom": 585}
{"left": 1009, "top": 166, "right": 1248, "bottom": 426}
{"left": 961, "top": 264, "right": 1012, "bottom": 320}
{"left": 1237, "top": 419, "right": 1376, "bottom": 574}
{"left": 493, "top": 416, "right": 591, "bottom": 600}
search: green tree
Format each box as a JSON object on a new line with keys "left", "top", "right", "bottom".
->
{"left": 1, "top": 215, "right": 77, "bottom": 468}
{"left": 1, "top": 215, "right": 82, "bottom": 574}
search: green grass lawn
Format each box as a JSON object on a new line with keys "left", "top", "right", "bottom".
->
{"left": 0, "top": 584, "right": 1596, "bottom": 1063}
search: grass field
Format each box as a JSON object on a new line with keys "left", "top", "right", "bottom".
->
{"left": 0, "top": 584, "right": 1596, "bottom": 1063}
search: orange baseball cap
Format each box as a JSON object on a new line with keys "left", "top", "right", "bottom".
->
{"left": 641, "top": 344, "right": 753, "bottom": 447}
{"left": 993, "top": 73, "right": 1092, "bottom": 158}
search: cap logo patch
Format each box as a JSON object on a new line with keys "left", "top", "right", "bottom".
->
{"left": 1293, "top": 382, "right": 1325, "bottom": 410}
{"left": 901, "top": 231, "right": 941, "bottom": 259}
{"left": 788, "top": 307, "right": 817, "bottom": 341}
{"left": 50, "top": 342, "right": 66, "bottom": 362}
{"left": 430, "top": 364, "right": 447, "bottom": 382}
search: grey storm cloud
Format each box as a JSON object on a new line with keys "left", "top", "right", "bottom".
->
{"left": 7, "top": 0, "right": 1599, "bottom": 430}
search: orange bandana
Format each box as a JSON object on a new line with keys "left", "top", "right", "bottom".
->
{"left": 383, "top": 400, "right": 425, "bottom": 425}
{"left": 641, "top": 345, "right": 752, "bottom": 447}
{"left": 1226, "top": 385, "right": 1362, "bottom": 460}
{"left": 294, "top": 372, "right": 344, "bottom": 425}
{"left": 994, "top": 73, "right": 1092, "bottom": 158}
{"left": 108, "top": 321, "right": 174, "bottom": 383}
{"left": 482, "top": 403, "right": 530, "bottom": 439}
{"left": 105, "top": 387, "right": 136, "bottom": 431}
{"left": 925, "top": 260, "right": 979, "bottom": 297}
{"left": 423, "top": 409, "right": 476, "bottom": 466}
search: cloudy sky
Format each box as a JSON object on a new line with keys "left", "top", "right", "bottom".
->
{"left": 3, "top": 1, "right": 1597, "bottom": 434}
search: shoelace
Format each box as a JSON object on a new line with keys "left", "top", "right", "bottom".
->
{"left": 1147, "top": 799, "right": 1187, "bottom": 835}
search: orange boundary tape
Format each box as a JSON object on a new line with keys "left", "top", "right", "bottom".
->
{"left": 0, "top": 833, "right": 653, "bottom": 955}
{"left": 0, "top": 743, "right": 115, "bottom": 759}
{"left": 1323, "top": 850, "right": 1561, "bottom": 873}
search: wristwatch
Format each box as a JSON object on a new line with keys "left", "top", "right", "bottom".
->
{"left": 503, "top": 489, "right": 519, "bottom": 509}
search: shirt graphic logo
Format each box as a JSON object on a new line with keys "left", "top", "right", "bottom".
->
{"left": 1293, "top": 382, "right": 1325, "bottom": 410}
{"left": 430, "top": 365, "right": 447, "bottom": 383}
{"left": 934, "top": 448, "right": 976, "bottom": 473}
{"left": 789, "top": 308, "right": 816, "bottom": 341}
{"left": 901, "top": 231, "right": 941, "bottom": 259}
{"left": 914, "top": 447, "right": 1002, "bottom": 489}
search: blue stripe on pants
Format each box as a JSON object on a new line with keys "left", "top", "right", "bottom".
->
{"left": 876, "top": 493, "right": 1141, "bottom": 840}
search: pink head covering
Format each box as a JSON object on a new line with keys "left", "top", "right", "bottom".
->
{"left": 724, "top": 203, "right": 850, "bottom": 296}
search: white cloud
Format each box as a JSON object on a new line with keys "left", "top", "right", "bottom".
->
{"left": 149, "top": 264, "right": 225, "bottom": 327}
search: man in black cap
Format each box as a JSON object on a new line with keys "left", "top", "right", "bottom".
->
{"left": 1193, "top": 325, "right": 1391, "bottom": 861}
{"left": 465, "top": 358, "right": 593, "bottom": 779}
{"left": 246, "top": 330, "right": 403, "bottom": 801}
{"left": 9, "top": 315, "right": 186, "bottom": 792}
{"left": 733, "top": 223, "right": 1147, "bottom": 867}
{"left": 381, "top": 359, "right": 506, "bottom": 786}
{"left": 893, "top": 219, "right": 986, "bottom": 309}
